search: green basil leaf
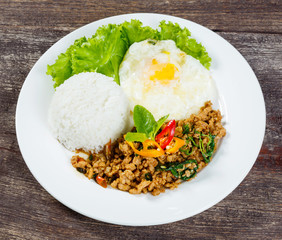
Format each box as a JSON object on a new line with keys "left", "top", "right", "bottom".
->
{"left": 124, "top": 132, "right": 148, "bottom": 143}
{"left": 153, "top": 114, "right": 169, "bottom": 138}
{"left": 158, "top": 160, "right": 198, "bottom": 181}
{"left": 182, "top": 124, "right": 190, "bottom": 135}
{"left": 133, "top": 105, "right": 157, "bottom": 139}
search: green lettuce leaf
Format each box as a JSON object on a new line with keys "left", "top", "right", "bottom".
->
{"left": 158, "top": 20, "right": 191, "bottom": 42}
{"left": 159, "top": 21, "right": 211, "bottom": 69}
{"left": 177, "top": 37, "right": 211, "bottom": 69}
{"left": 47, "top": 20, "right": 212, "bottom": 88}
{"left": 121, "top": 19, "right": 158, "bottom": 45}
{"left": 71, "top": 24, "right": 128, "bottom": 84}
{"left": 47, "top": 37, "right": 87, "bottom": 88}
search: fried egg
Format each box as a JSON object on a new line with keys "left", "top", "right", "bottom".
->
{"left": 119, "top": 39, "right": 217, "bottom": 120}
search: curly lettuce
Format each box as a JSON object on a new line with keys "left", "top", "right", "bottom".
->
{"left": 159, "top": 21, "right": 211, "bottom": 69}
{"left": 47, "top": 37, "right": 87, "bottom": 88}
{"left": 121, "top": 20, "right": 158, "bottom": 45}
{"left": 71, "top": 24, "right": 128, "bottom": 84}
{"left": 47, "top": 19, "right": 211, "bottom": 88}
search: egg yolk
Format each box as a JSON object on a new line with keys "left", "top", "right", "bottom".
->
{"left": 149, "top": 59, "right": 178, "bottom": 85}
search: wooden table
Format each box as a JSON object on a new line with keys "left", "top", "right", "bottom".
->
{"left": 1, "top": 1, "right": 281, "bottom": 239}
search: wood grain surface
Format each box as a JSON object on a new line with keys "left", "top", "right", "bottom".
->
{"left": 0, "top": 0, "right": 281, "bottom": 239}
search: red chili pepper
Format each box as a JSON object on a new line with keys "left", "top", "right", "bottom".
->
{"left": 155, "top": 120, "right": 176, "bottom": 149}
{"left": 96, "top": 176, "right": 107, "bottom": 188}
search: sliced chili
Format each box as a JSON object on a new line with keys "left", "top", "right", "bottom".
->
{"left": 95, "top": 176, "right": 107, "bottom": 188}
{"left": 155, "top": 120, "right": 176, "bottom": 149}
{"left": 166, "top": 137, "right": 186, "bottom": 154}
{"left": 126, "top": 139, "right": 165, "bottom": 157}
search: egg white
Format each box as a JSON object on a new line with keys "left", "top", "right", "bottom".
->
{"left": 119, "top": 39, "right": 217, "bottom": 121}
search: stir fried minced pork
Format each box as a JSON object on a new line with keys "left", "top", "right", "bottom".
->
{"left": 71, "top": 101, "right": 226, "bottom": 196}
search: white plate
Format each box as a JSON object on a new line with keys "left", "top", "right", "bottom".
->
{"left": 16, "top": 13, "right": 265, "bottom": 226}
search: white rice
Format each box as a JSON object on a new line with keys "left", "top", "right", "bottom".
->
{"left": 48, "top": 72, "right": 130, "bottom": 152}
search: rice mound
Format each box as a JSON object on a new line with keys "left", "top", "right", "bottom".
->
{"left": 48, "top": 72, "right": 130, "bottom": 152}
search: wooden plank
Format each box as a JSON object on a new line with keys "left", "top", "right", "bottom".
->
{"left": 0, "top": 0, "right": 281, "bottom": 34}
